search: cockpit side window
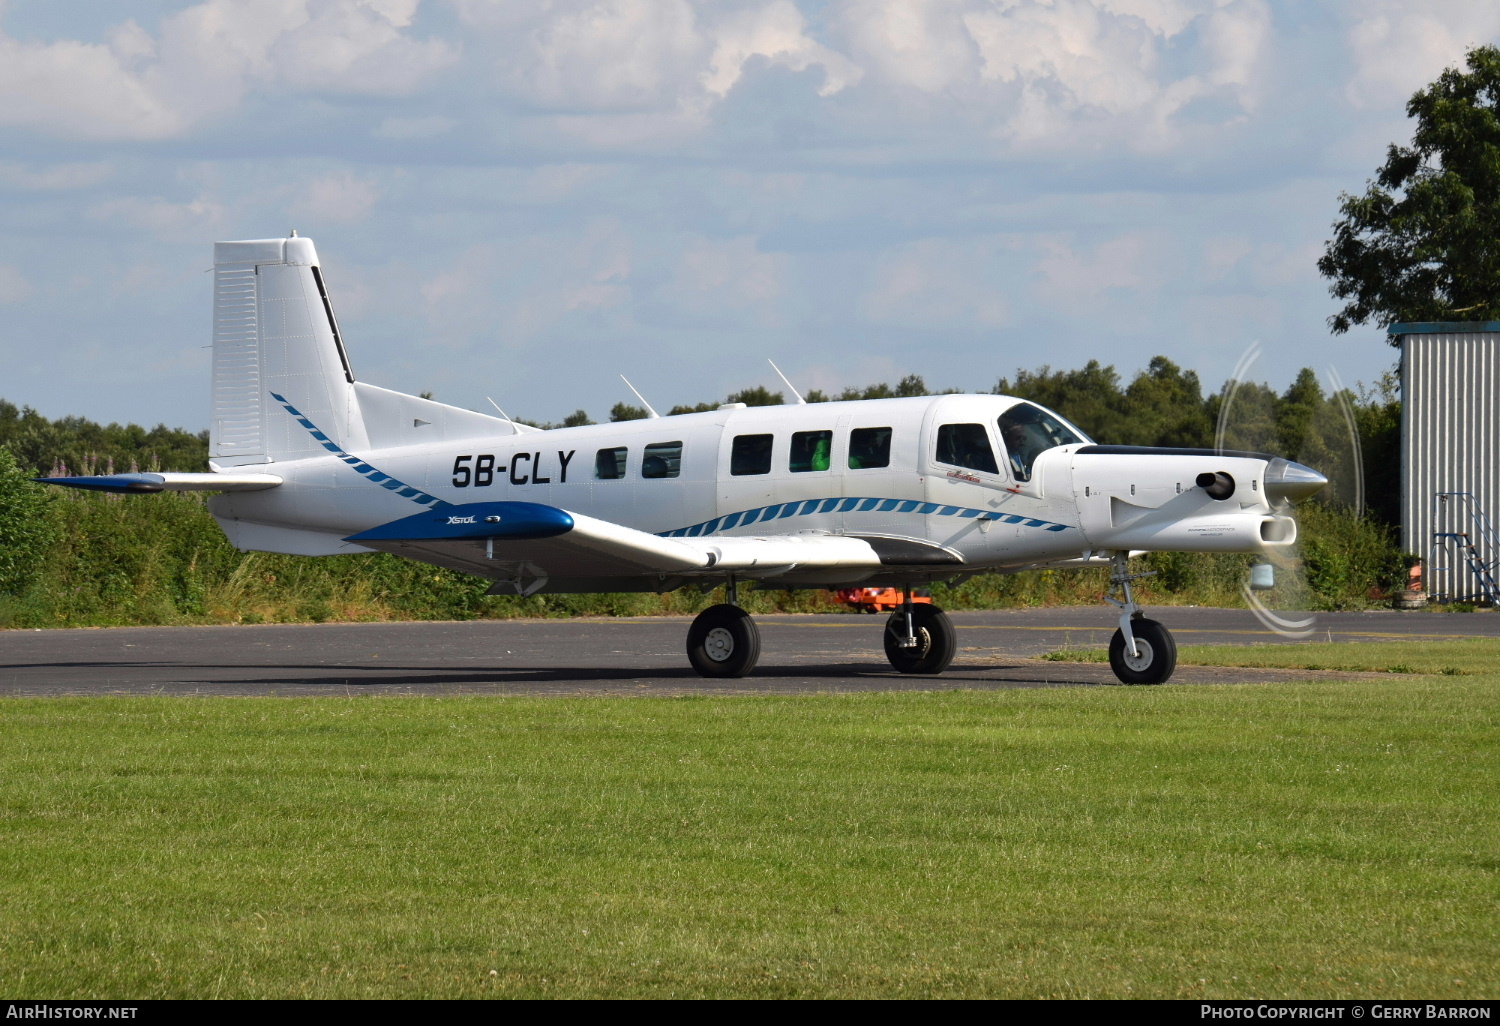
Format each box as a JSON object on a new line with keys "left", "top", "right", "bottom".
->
{"left": 935, "top": 423, "right": 999, "bottom": 475}
{"left": 997, "top": 403, "right": 1083, "bottom": 482}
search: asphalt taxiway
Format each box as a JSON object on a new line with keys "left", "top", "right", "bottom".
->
{"left": 1, "top": 606, "right": 1491, "bottom": 697}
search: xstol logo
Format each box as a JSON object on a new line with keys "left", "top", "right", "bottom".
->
{"left": 447, "top": 516, "right": 477, "bottom": 525}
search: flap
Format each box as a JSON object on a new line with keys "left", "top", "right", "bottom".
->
{"left": 343, "top": 501, "right": 947, "bottom": 584}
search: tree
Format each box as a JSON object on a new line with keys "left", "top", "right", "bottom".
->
{"left": 726, "top": 385, "right": 783, "bottom": 406}
{"left": 1319, "top": 45, "right": 1500, "bottom": 337}
{"left": 994, "top": 360, "right": 1127, "bottom": 442}
{"left": 609, "top": 402, "right": 649, "bottom": 422}
{"left": 1119, "top": 357, "right": 1212, "bottom": 448}
{"left": 0, "top": 398, "right": 207, "bottom": 475}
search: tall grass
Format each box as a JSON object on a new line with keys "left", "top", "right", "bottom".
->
{"left": 0, "top": 483, "right": 1413, "bottom": 629}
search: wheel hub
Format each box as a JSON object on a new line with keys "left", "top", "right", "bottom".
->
{"left": 1121, "top": 637, "right": 1154, "bottom": 672}
{"left": 704, "top": 626, "right": 735, "bottom": 662}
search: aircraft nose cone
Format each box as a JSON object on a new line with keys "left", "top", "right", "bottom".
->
{"left": 1264, "top": 457, "right": 1327, "bottom": 504}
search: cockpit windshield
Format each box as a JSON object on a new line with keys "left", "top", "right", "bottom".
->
{"left": 997, "top": 402, "right": 1085, "bottom": 482}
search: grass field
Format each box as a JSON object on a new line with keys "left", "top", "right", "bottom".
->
{"left": 1, "top": 681, "right": 1496, "bottom": 999}
{"left": 1043, "top": 638, "right": 1500, "bottom": 675}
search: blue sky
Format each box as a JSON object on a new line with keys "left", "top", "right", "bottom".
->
{"left": 1, "top": 0, "right": 1495, "bottom": 430}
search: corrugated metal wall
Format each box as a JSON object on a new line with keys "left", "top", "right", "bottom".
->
{"left": 1401, "top": 331, "right": 1500, "bottom": 600}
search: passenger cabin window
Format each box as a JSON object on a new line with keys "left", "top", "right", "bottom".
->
{"left": 997, "top": 403, "right": 1083, "bottom": 482}
{"left": 595, "top": 447, "right": 627, "bottom": 480}
{"left": 935, "top": 423, "right": 999, "bottom": 475}
{"left": 641, "top": 441, "right": 682, "bottom": 479}
{"left": 789, "top": 430, "right": 832, "bottom": 473}
{"left": 731, "top": 434, "right": 773, "bottom": 476}
{"left": 848, "top": 427, "right": 891, "bottom": 469}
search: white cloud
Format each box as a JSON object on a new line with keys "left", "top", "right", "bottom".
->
{"left": 838, "top": 0, "right": 978, "bottom": 93}
{"left": 0, "top": 0, "right": 456, "bottom": 140}
{"left": 0, "top": 28, "right": 186, "bottom": 139}
{"left": 524, "top": 0, "right": 707, "bottom": 109}
{"left": 836, "top": 0, "right": 1271, "bottom": 151}
{"left": 703, "top": 2, "right": 862, "bottom": 97}
{"left": 1344, "top": 2, "right": 1500, "bottom": 109}
{"left": 456, "top": 0, "right": 859, "bottom": 144}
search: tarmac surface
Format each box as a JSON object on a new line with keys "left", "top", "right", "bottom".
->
{"left": 1, "top": 605, "right": 1493, "bottom": 697}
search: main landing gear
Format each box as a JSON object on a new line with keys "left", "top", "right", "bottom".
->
{"left": 684, "top": 578, "right": 959, "bottom": 679}
{"left": 1104, "top": 552, "right": 1177, "bottom": 684}
{"left": 883, "top": 584, "right": 956, "bottom": 674}
{"left": 687, "top": 577, "right": 762, "bottom": 678}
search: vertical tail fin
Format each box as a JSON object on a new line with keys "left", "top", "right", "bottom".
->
{"left": 211, "top": 235, "right": 522, "bottom": 466}
{"left": 210, "top": 236, "right": 365, "bottom": 466}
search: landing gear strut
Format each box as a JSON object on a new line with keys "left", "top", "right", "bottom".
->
{"left": 884, "top": 583, "right": 956, "bottom": 674}
{"left": 1103, "top": 553, "right": 1176, "bottom": 684}
{"left": 686, "top": 576, "right": 761, "bottom": 678}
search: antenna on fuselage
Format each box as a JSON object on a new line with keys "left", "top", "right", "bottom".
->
{"left": 619, "top": 375, "right": 660, "bottom": 419}
{"left": 485, "top": 396, "right": 517, "bottom": 429}
{"left": 768, "top": 360, "right": 806, "bottom": 404}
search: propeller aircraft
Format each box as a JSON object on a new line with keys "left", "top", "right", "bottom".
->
{"left": 41, "top": 236, "right": 1330, "bottom": 684}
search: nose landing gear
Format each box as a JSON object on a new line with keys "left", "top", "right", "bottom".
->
{"left": 1104, "top": 552, "right": 1176, "bottom": 684}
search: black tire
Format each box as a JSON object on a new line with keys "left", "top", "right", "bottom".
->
{"left": 1107, "top": 618, "right": 1177, "bottom": 684}
{"left": 687, "top": 604, "right": 761, "bottom": 678}
{"left": 884, "top": 604, "right": 956, "bottom": 674}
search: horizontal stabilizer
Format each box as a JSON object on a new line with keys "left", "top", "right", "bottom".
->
{"left": 36, "top": 472, "right": 282, "bottom": 494}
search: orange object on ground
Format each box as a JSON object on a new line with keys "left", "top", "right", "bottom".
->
{"left": 832, "top": 587, "right": 933, "bottom": 613}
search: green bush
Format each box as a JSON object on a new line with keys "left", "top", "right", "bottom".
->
{"left": 0, "top": 448, "right": 57, "bottom": 601}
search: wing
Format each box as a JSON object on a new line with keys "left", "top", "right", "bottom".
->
{"left": 346, "top": 500, "right": 962, "bottom": 595}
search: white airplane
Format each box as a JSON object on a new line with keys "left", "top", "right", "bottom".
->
{"left": 42, "top": 236, "right": 1328, "bottom": 683}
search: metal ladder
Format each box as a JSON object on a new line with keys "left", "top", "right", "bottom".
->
{"left": 1430, "top": 492, "right": 1500, "bottom": 605}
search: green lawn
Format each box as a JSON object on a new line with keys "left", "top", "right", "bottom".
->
{"left": 1, "top": 683, "right": 1495, "bottom": 999}
{"left": 1044, "top": 637, "right": 1500, "bottom": 675}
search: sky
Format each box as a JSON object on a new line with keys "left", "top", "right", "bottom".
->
{"left": 1, "top": 0, "right": 1497, "bottom": 431}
